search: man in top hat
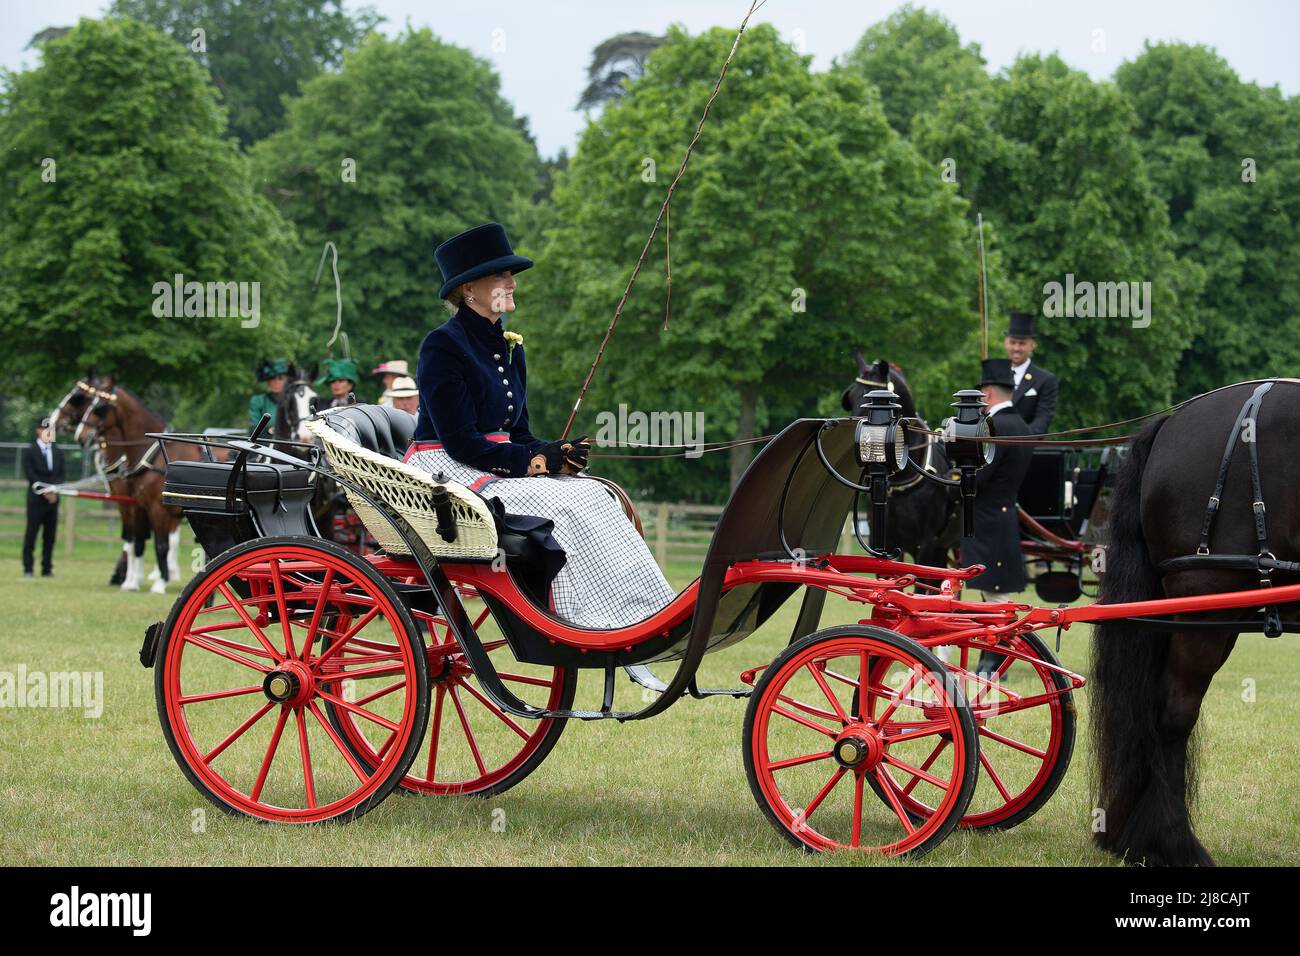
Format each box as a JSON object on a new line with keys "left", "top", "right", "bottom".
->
{"left": 249, "top": 358, "right": 290, "bottom": 431}
{"left": 21, "top": 417, "right": 65, "bottom": 579}
{"left": 384, "top": 375, "right": 420, "bottom": 416}
{"left": 961, "top": 358, "right": 1035, "bottom": 673}
{"left": 1004, "top": 311, "right": 1058, "bottom": 435}
{"left": 372, "top": 360, "right": 410, "bottom": 406}
{"left": 316, "top": 358, "right": 360, "bottom": 409}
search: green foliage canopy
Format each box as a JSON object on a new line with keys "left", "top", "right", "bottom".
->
{"left": 108, "top": 0, "right": 382, "bottom": 146}
{"left": 0, "top": 17, "right": 294, "bottom": 415}
{"left": 252, "top": 28, "right": 543, "bottom": 378}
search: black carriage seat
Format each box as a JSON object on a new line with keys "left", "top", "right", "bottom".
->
{"left": 315, "top": 404, "right": 559, "bottom": 606}
{"left": 318, "top": 403, "right": 415, "bottom": 460}
{"left": 164, "top": 458, "right": 319, "bottom": 557}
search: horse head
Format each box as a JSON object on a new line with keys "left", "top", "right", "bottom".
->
{"left": 274, "top": 370, "right": 319, "bottom": 444}
{"left": 841, "top": 350, "right": 917, "bottom": 420}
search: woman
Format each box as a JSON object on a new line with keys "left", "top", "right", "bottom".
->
{"left": 407, "top": 222, "right": 676, "bottom": 629}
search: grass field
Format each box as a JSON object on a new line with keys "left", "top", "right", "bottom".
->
{"left": 1, "top": 524, "right": 1297, "bottom": 867}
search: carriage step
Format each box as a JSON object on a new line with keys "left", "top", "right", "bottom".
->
{"left": 622, "top": 665, "right": 749, "bottom": 699}
{"left": 551, "top": 709, "right": 639, "bottom": 721}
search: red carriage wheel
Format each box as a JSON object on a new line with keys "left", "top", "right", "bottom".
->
{"left": 864, "top": 631, "right": 1076, "bottom": 831}
{"left": 154, "top": 536, "right": 429, "bottom": 823}
{"left": 743, "top": 625, "right": 978, "bottom": 857}
{"left": 323, "top": 597, "right": 575, "bottom": 796}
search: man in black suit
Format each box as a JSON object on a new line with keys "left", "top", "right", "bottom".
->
{"left": 1004, "top": 311, "right": 1058, "bottom": 435}
{"left": 21, "top": 417, "right": 65, "bottom": 578}
{"left": 959, "top": 360, "right": 1034, "bottom": 674}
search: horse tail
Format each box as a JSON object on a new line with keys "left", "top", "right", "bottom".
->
{"left": 1090, "top": 415, "right": 1171, "bottom": 860}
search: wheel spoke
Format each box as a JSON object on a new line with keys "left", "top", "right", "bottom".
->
{"left": 803, "top": 766, "right": 847, "bottom": 820}
{"left": 850, "top": 772, "right": 865, "bottom": 848}
{"left": 251, "top": 706, "right": 290, "bottom": 802}
{"left": 178, "top": 684, "right": 263, "bottom": 705}
{"left": 217, "top": 583, "right": 283, "bottom": 663}
{"left": 295, "top": 707, "right": 316, "bottom": 809}
{"left": 307, "top": 701, "right": 371, "bottom": 784}
{"left": 354, "top": 680, "right": 406, "bottom": 708}
{"left": 312, "top": 606, "right": 381, "bottom": 669}
{"left": 314, "top": 688, "right": 402, "bottom": 733}
{"left": 774, "top": 692, "right": 840, "bottom": 723}
{"left": 300, "top": 568, "right": 335, "bottom": 661}
{"left": 183, "top": 633, "right": 274, "bottom": 673}
{"left": 979, "top": 748, "right": 1014, "bottom": 802}
{"left": 770, "top": 702, "right": 839, "bottom": 738}
{"left": 768, "top": 750, "right": 833, "bottom": 772}
{"left": 874, "top": 768, "right": 917, "bottom": 835}
{"left": 498, "top": 671, "right": 556, "bottom": 689}
{"left": 979, "top": 725, "right": 1047, "bottom": 759}
{"left": 458, "top": 680, "right": 531, "bottom": 741}
{"left": 269, "top": 559, "right": 297, "bottom": 659}
{"left": 902, "top": 739, "right": 948, "bottom": 797}
{"left": 425, "top": 686, "right": 446, "bottom": 782}
{"left": 449, "top": 687, "right": 487, "bottom": 776}
{"left": 203, "top": 701, "right": 274, "bottom": 764}
{"left": 876, "top": 666, "right": 924, "bottom": 725}
{"left": 806, "top": 660, "right": 847, "bottom": 723}
{"left": 883, "top": 752, "right": 951, "bottom": 792}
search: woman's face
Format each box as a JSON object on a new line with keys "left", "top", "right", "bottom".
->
{"left": 465, "top": 270, "right": 517, "bottom": 314}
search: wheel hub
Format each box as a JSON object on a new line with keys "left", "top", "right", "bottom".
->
{"left": 263, "top": 660, "right": 313, "bottom": 706}
{"left": 832, "top": 726, "right": 883, "bottom": 771}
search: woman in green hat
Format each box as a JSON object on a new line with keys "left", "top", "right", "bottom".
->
{"left": 248, "top": 358, "right": 290, "bottom": 431}
{"left": 316, "top": 358, "right": 360, "bottom": 409}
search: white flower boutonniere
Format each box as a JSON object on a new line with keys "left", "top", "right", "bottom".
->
{"left": 503, "top": 330, "right": 524, "bottom": 363}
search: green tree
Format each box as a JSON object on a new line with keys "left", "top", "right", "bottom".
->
{"left": 109, "top": 0, "right": 381, "bottom": 146}
{"left": 252, "top": 29, "right": 542, "bottom": 374}
{"left": 0, "top": 18, "right": 294, "bottom": 417}
{"left": 912, "top": 54, "right": 1199, "bottom": 426}
{"left": 1116, "top": 42, "right": 1300, "bottom": 395}
{"left": 839, "top": 5, "right": 988, "bottom": 136}
{"left": 524, "top": 24, "right": 976, "bottom": 496}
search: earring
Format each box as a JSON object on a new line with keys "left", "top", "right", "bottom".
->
{"left": 466, "top": 294, "right": 475, "bottom": 303}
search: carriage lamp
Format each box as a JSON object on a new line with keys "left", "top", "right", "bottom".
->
{"left": 941, "top": 390, "right": 994, "bottom": 538}
{"left": 853, "top": 389, "right": 910, "bottom": 555}
{"left": 854, "top": 390, "right": 909, "bottom": 473}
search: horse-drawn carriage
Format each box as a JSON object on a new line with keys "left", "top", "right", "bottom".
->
{"left": 139, "top": 386, "right": 1300, "bottom": 861}
{"left": 1016, "top": 445, "right": 1114, "bottom": 603}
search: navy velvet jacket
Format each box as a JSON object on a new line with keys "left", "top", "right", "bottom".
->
{"left": 414, "top": 304, "right": 548, "bottom": 477}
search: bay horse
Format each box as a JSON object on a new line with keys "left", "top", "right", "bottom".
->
{"left": 51, "top": 376, "right": 146, "bottom": 587}
{"left": 841, "top": 352, "right": 959, "bottom": 568}
{"left": 76, "top": 378, "right": 199, "bottom": 593}
{"left": 1093, "top": 379, "right": 1300, "bottom": 865}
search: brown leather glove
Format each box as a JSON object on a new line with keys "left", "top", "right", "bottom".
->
{"left": 528, "top": 436, "right": 590, "bottom": 476}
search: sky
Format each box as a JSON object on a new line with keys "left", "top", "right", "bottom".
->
{"left": 2, "top": 0, "right": 1297, "bottom": 158}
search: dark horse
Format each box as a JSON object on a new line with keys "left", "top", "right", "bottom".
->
{"left": 841, "top": 351, "right": 959, "bottom": 568}
{"left": 1093, "top": 379, "right": 1300, "bottom": 865}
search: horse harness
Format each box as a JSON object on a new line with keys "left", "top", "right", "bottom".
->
{"left": 1155, "top": 381, "right": 1300, "bottom": 637}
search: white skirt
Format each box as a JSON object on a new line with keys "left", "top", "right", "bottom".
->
{"left": 406, "top": 447, "right": 677, "bottom": 629}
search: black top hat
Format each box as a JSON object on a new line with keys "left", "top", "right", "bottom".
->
{"left": 435, "top": 223, "right": 533, "bottom": 299}
{"left": 979, "top": 357, "right": 1016, "bottom": 390}
{"left": 1005, "top": 310, "right": 1036, "bottom": 338}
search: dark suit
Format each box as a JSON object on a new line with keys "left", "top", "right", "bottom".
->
{"left": 1012, "top": 361, "right": 1058, "bottom": 435}
{"left": 961, "top": 405, "right": 1033, "bottom": 594}
{"left": 22, "top": 440, "right": 65, "bottom": 575}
